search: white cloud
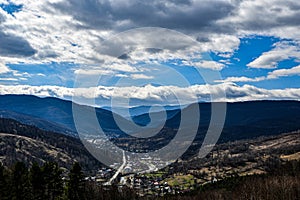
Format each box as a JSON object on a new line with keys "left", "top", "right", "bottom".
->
{"left": 130, "top": 74, "right": 154, "bottom": 80}
{"left": 74, "top": 68, "right": 115, "bottom": 76}
{"left": 247, "top": 42, "right": 300, "bottom": 69}
{"left": 0, "top": 63, "right": 10, "bottom": 74}
{"left": 216, "top": 76, "right": 265, "bottom": 83}
{"left": 267, "top": 65, "right": 300, "bottom": 79}
{"left": 1, "top": 83, "right": 300, "bottom": 107}
{"left": 0, "top": 84, "right": 73, "bottom": 98}
{"left": 192, "top": 60, "right": 225, "bottom": 71}
{"left": 0, "top": 77, "right": 18, "bottom": 81}
{"left": 204, "top": 34, "right": 240, "bottom": 54}
{"left": 216, "top": 64, "right": 300, "bottom": 83}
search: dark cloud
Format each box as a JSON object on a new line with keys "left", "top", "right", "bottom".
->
{"left": 196, "top": 36, "right": 210, "bottom": 43}
{"left": 50, "top": 0, "right": 235, "bottom": 33}
{"left": 277, "top": 12, "right": 300, "bottom": 26}
{"left": 50, "top": 0, "right": 114, "bottom": 30}
{"left": 145, "top": 48, "right": 163, "bottom": 54}
{"left": 0, "top": 31, "right": 36, "bottom": 57}
{"left": 226, "top": 1, "right": 300, "bottom": 32}
{"left": 50, "top": 0, "right": 300, "bottom": 39}
{"left": 118, "top": 53, "right": 130, "bottom": 60}
{"left": 284, "top": 1, "right": 300, "bottom": 11}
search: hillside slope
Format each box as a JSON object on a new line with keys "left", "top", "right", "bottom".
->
{"left": 0, "top": 118, "right": 102, "bottom": 172}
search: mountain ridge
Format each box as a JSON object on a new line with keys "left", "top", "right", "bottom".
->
{"left": 1, "top": 94, "right": 300, "bottom": 146}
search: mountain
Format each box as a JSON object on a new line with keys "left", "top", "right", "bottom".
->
{"left": 0, "top": 95, "right": 130, "bottom": 137}
{"left": 0, "top": 110, "right": 75, "bottom": 136}
{"left": 0, "top": 95, "right": 76, "bottom": 134}
{"left": 117, "top": 101, "right": 300, "bottom": 157}
{"left": 0, "top": 118, "right": 102, "bottom": 172}
{"left": 133, "top": 101, "right": 300, "bottom": 140}
{"left": 102, "top": 105, "right": 183, "bottom": 118}
{"left": 1, "top": 95, "right": 300, "bottom": 147}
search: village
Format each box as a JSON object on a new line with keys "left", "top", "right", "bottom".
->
{"left": 83, "top": 130, "right": 300, "bottom": 197}
{"left": 84, "top": 166, "right": 218, "bottom": 197}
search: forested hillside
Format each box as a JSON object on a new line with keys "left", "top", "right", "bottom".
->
{"left": 0, "top": 118, "right": 101, "bottom": 172}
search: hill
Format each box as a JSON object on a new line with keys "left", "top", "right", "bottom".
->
{"left": 0, "top": 118, "right": 102, "bottom": 172}
{"left": 0, "top": 95, "right": 130, "bottom": 137}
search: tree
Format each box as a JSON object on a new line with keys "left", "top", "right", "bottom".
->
{"left": 10, "top": 162, "right": 31, "bottom": 200}
{"left": 42, "top": 162, "right": 64, "bottom": 200}
{"left": 0, "top": 163, "right": 9, "bottom": 199}
{"left": 29, "top": 163, "right": 45, "bottom": 200}
{"left": 66, "top": 162, "right": 85, "bottom": 200}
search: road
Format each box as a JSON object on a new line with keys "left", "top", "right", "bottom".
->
{"left": 105, "top": 150, "right": 126, "bottom": 185}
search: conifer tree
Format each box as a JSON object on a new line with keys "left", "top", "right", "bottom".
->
{"left": 67, "top": 162, "right": 85, "bottom": 200}
{"left": 29, "top": 163, "right": 45, "bottom": 200}
{"left": 11, "top": 162, "right": 30, "bottom": 200}
{"left": 0, "top": 163, "right": 9, "bottom": 199}
{"left": 42, "top": 162, "right": 64, "bottom": 200}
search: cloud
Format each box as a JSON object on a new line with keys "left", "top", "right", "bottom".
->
{"left": 0, "top": 3, "right": 36, "bottom": 59}
{"left": 216, "top": 76, "right": 265, "bottom": 83}
{"left": 247, "top": 41, "right": 300, "bottom": 69}
{"left": 0, "top": 31, "right": 36, "bottom": 57}
{"left": 0, "top": 0, "right": 300, "bottom": 103}
{"left": 50, "top": 0, "right": 300, "bottom": 41}
{"left": 74, "top": 68, "right": 114, "bottom": 76}
{"left": 189, "top": 60, "right": 225, "bottom": 71}
{"left": 0, "top": 6, "right": 7, "bottom": 22}
{"left": 1, "top": 83, "right": 300, "bottom": 107}
{"left": 0, "top": 84, "right": 74, "bottom": 99}
{"left": 222, "top": 0, "right": 300, "bottom": 38}
{"left": 51, "top": 0, "right": 235, "bottom": 32}
{"left": 216, "top": 64, "right": 300, "bottom": 83}
{"left": 0, "top": 77, "right": 18, "bottom": 81}
{"left": 267, "top": 65, "right": 300, "bottom": 79}
{"left": 0, "top": 0, "right": 299, "bottom": 68}
{"left": 130, "top": 74, "right": 154, "bottom": 80}
{"left": 0, "top": 62, "right": 10, "bottom": 74}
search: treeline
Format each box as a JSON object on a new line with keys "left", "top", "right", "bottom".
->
{"left": 0, "top": 162, "right": 136, "bottom": 200}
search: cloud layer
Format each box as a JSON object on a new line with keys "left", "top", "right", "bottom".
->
{"left": 0, "top": 0, "right": 300, "bottom": 103}
{"left": 1, "top": 83, "right": 299, "bottom": 107}
{"left": 1, "top": 0, "right": 298, "bottom": 66}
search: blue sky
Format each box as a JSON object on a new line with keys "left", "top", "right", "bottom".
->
{"left": 0, "top": 1, "right": 22, "bottom": 15}
{"left": 0, "top": 0, "right": 300, "bottom": 106}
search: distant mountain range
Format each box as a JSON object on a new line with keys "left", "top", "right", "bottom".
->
{"left": 102, "top": 104, "right": 183, "bottom": 118}
{"left": 1, "top": 95, "right": 300, "bottom": 146}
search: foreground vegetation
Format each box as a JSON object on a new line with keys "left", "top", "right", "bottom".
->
{"left": 0, "top": 162, "right": 137, "bottom": 200}
{"left": 0, "top": 160, "right": 299, "bottom": 200}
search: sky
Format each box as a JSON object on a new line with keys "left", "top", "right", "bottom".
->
{"left": 0, "top": 0, "right": 300, "bottom": 106}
